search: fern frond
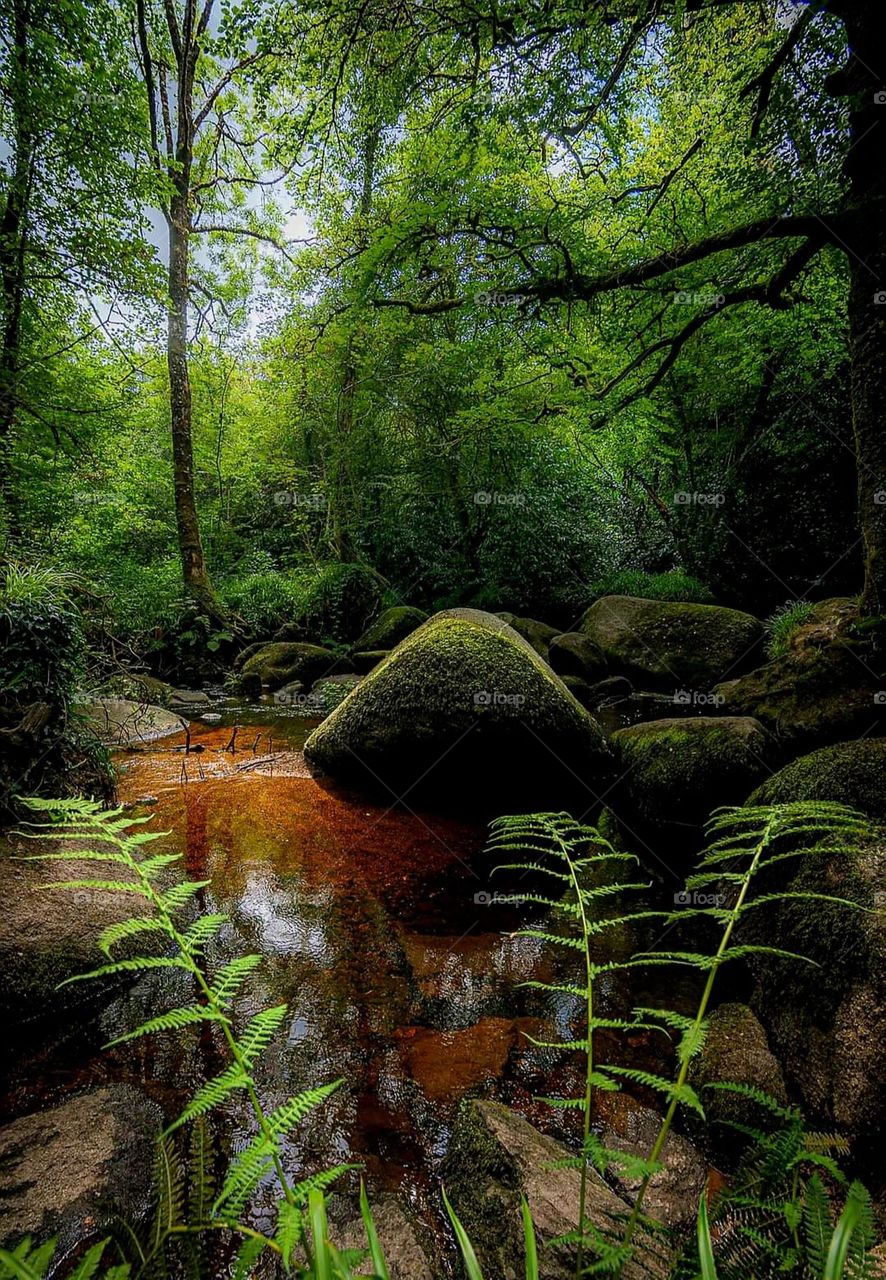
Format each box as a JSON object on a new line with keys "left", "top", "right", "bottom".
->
{"left": 105, "top": 1004, "right": 227, "bottom": 1047}
{"left": 166, "top": 1063, "right": 250, "bottom": 1133}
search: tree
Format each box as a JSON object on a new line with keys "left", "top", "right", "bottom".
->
{"left": 314, "top": 0, "right": 886, "bottom": 616}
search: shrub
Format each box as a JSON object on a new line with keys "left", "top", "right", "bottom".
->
{"left": 587, "top": 568, "right": 714, "bottom": 604}
{"left": 766, "top": 600, "right": 817, "bottom": 660}
{"left": 294, "top": 562, "right": 386, "bottom": 645}
{"left": 219, "top": 571, "right": 303, "bottom": 635}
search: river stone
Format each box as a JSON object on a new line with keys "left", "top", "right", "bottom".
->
{"left": 611, "top": 716, "right": 775, "bottom": 834}
{"left": 241, "top": 641, "right": 347, "bottom": 691}
{"left": 304, "top": 609, "right": 613, "bottom": 811}
{"left": 593, "top": 1092, "right": 708, "bottom": 1228}
{"left": 548, "top": 632, "right": 608, "bottom": 681}
{"left": 313, "top": 673, "right": 363, "bottom": 714}
{"left": 442, "top": 1099, "right": 670, "bottom": 1279}
{"left": 744, "top": 836, "right": 886, "bottom": 1180}
{"left": 85, "top": 698, "right": 185, "bottom": 747}
{"left": 0, "top": 837, "right": 163, "bottom": 1026}
{"left": 689, "top": 1003, "right": 787, "bottom": 1162}
{"left": 747, "top": 739, "right": 886, "bottom": 820}
{"left": 0, "top": 1086, "right": 161, "bottom": 1257}
{"left": 353, "top": 606, "right": 428, "bottom": 652}
{"left": 496, "top": 613, "right": 561, "bottom": 659}
{"left": 352, "top": 649, "right": 390, "bottom": 673}
{"left": 334, "top": 1196, "right": 434, "bottom": 1280}
{"left": 580, "top": 595, "right": 764, "bottom": 690}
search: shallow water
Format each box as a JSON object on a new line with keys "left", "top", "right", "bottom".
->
{"left": 1, "top": 702, "right": 702, "bottom": 1253}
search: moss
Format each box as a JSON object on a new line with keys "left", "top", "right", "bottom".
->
{"left": 304, "top": 609, "right": 612, "bottom": 811}
{"left": 241, "top": 641, "right": 345, "bottom": 691}
{"left": 580, "top": 596, "right": 765, "bottom": 689}
{"left": 612, "top": 716, "right": 774, "bottom": 833}
{"left": 353, "top": 606, "right": 428, "bottom": 651}
{"left": 748, "top": 739, "right": 886, "bottom": 820}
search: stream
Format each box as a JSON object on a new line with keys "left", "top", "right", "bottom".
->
{"left": 1, "top": 699, "right": 706, "bottom": 1255}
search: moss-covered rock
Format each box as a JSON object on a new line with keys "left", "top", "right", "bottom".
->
{"left": 304, "top": 609, "right": 612, "bottom": 811}
{"left": 580, "top": 595, "right": 764, "bottom": 690}
{"left": 714, "top": 642, "right": 883, "bottom": 753}
{"left": 743, "top": 835, "right": 885, "bottom": 1177}
{"left": 313, "top": 673, "right": 363, "bottom": 714}
{"left": 548, "top": 632, "right": 608, "bottom": 680}
{"left": 241, "top": 641, "right": 346, "bottom": 691}
{"left": 611, "top": 716, "right": 775, "bottom": 835}
{"left": 352, "top": 649, "right": 391, "bottom": 674}
{"left": 747, "top": 739, "right": 886, "bottom": 820}
{"left": 688, "top": 1003, "right": 787, "bottom": 1164}
{"left": 496, "top": 613, "right": 560, "bottom": 659}
{"left": 354, "top": 606, "right": 428, "bottom": 652}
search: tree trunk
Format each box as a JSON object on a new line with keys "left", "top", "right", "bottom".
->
{"left": 167, "top": 189, "right": 220, "bottom": 620}
{"left": 831, "top": 0, "right": 886, "bottom": 616}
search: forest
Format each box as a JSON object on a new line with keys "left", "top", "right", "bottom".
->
{"left": 1, "top": 0, "right": 885, "bottom": 1276}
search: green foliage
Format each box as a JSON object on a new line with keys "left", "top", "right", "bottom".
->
{"left": 766, "top": 600, "right": 818, "bottom": 660}
{"left": 587, "top": 570, "right": 714, "bottom": 605}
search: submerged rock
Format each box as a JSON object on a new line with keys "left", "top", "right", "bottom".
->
{"left": 0, "top": 1086, "right": 161, "bottom": 1258}
{"left": 442, "top": 1099, "right": 670, "bottom": 1279}
{"left": 334, "top": 1195, "right": 434, "bottom": 1280}
{"left": 241, "top": 641, "right": 346, "bottom": 691}
{"left": 580, "top": 595, "right": 764, "bottom": 690}
{"left": 353, "top": 606, "right": 428, "bottom": 652}
{"left": 748, "top": 738, "right": 886, "bottom": 820}
{"left": 304, "top": 609, "right": 613, "bottom": 811}
{"left": 611, "top": 716, "right": 775, "bottom": 836}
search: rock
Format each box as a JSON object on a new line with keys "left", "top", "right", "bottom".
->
{"left": 560, "top": 674, "right": 595, "bottom": 709}
{"left": 593, "top": 1092, "right": 708, "bottom": 1228}
{"left": 442, "top": 1099, "right": 670, "bottom": 1279}
{"left": 234, "top": 641, "right": 268, "bottom": 671}
{"left": 580, "top": 596, "right": 764, "bottom": 690}
{"left": 395, "top": 1018, "right": 535, "bottom": 1102}
{"left": 166, "top": 687, "right": 211, "bottom": 711}
{"left": 747, "top": 739, "right": 886, "bottom": 820}
{"left": 689, "top": 1003, "right": 787, "bottom": 1161}
{"left": 588, "top": 675, "right": 633, "bottom": 705}
{"left": 304, "top": 609, "right": 613, "bottom": 811}
{"left": 0, "top": 1086, "right": 161, "bottom": 1257}
{"left": 241, "top": 642, "right": 346, "bottom": 691}
{"left": 352, "top": 649, "right": 390, "bottom": 674}
{"left": 334, "top": 1195, "right": 434, "bottom": 1280}
{"left": 85, "top": 698, "right": 185, "bottom": 747}
{"left": 745, "top": 837, "right": 885, "bottom": 1179}
{"left": 230, "top": 670, "right": 263, "bottom": 699}
{"left": 548, "top": 633, "right": 608, "bottom": 681}
{"left": 611, "top": 717, "right": 775, "bottom": 835}
{"left": 0, "top": 838, "right": 164, "bottom": 1026}
{"left": 714, "top": 643, "right": 883, "bottom": 753}
{"left": 353, "top": 606, "right": 429, "bottom": 652}
{"left": 496, "top": 614, "right": 561, "bottom": 659}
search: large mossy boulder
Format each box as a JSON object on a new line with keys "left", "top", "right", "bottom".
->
{"left": 747, "top": 739, "right": 886, "bottom": 820}
{"left": 548, "top": 632, "right": 608, "bottom": 681}
{"left": 0, "top": 1087, "right": 160, "bottom": 1257}
{"left": 496, "top": 613, "right": 561, "bottom": 659}
{"left": 580, "top": 595, "right": 764, "bottom": 690}
{"left": 241, "top": 641, "right": 346, "bottom": 691}
{"left": 442, "top": 1099, "right": 669, "bottom": 1279}
{"left": 353, "top": 606, "right": 428, "bottom": 652}
{"left": 742, "top": 831, "right": 885, "bottom": 1180}
{"left": 611, "top": 716, "right": 775, "bottom": 837}
{"left": 304, "top": 609, "right": 612, "bottom": 811}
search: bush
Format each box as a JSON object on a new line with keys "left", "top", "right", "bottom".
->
{"left": 293, "top": 562, "right": 386, "bottom": 644}
{"left": 765, "top": 600, "right": 817, "bottom": 659}
{"left": 587, "top": 568, "right": 714, "bottom": 604}
{"left": 219, "top": 571, "right": 303, "bottom": 635}
{"left": 0, "top": 563, "right": 110, "bottom": 816}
